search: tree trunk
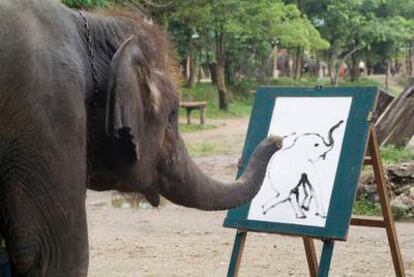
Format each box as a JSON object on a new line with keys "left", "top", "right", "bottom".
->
{"left": 215, "top": 31, "right": 228, "bottom": 111}
{"left": 385, "top": 60, "right": 391, "bottom": 90}
{"left": 181, "top": 58, "right": 187, "bottom": 80}
{"left": 225, "top": 59, "right": 233, "bottom": 85}
{"left": 409, "top": 42, "right": 414, "bottom": 77}
{"left": 217, "top": 62, "right": 228, "bottom": 111}
{"left": 376, "top": 84, "right": 414, "bottom": 147}
{"left": 209, "top": 63, "right": 217, "bottom": 85}
{"left": 350, "top": 55, "right": 360, "bottom": 82}
{"left": 293, "top": 47, "right": 303, "bottom": 80}
{"left": 186, "top": 43, "right": 196, "bottom": 88}
{"left": 272, "top": 45, "right": 279, "bottom": 79}
{"left": 366, "top": 59, "right": 372, "bottom": 76}
{"left": 327, "top": 53, "right": 335, "bottom": 84}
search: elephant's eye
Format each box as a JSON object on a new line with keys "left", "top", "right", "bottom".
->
{"left": 314, "top": 143, "right": 319, "bottom": 147}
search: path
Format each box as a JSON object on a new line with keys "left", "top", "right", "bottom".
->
{"left": 181, "top": 117, "right": 249, "bottom": 157}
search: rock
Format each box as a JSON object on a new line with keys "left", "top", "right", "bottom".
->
{"left": 391, "top": 198, "right": 410, "bottom": 211}
{"left": 387, "top": 162, "right": 414, "bottom": 183}
{"left": 111, "top": 192, "right": 154, "bottom": 209}
{"left": 393, "top": 184, "right": 412, "bottom": 195}
{"left": 391, "top": 191, "right": 414, "bottom": 220}
{"left": 357, "top": 161, "right": 414, "bottom": 219}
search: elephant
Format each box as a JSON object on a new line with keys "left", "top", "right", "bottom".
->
{"left": 0, "top": 0, "right": 283, "bottom": 276}
{"left": 261, "top": 120, "right": 344, "bottom": 218}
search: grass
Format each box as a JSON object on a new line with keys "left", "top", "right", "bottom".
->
{"left": 380, "top": 145, "right": 414, "bottom": 165}
{"left": 179, "top": 76, "right": 400, "bottom": 123}
{"left": 355, "top": 146, "right": 413, "bottom": 220}
{"left": 179, "top": 123, "right": 217, "bottom": 133}
{"left": 353, "top": 197, "right": 414, "bottom": 220}
{"left": 180, "top": 83, "right": 253, "bottom": 120}
{"left": 186, "top": 141, "right": 244, "bottom": 157}
{"left": 270, "top": 76, "right": 380, "bottom": 87}
{"left": 353, "top": 198, "right": 383, "bottom": 217}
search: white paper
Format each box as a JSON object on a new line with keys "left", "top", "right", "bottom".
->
{"left": 247, "top": 97, "right": 352, "bottom": 227}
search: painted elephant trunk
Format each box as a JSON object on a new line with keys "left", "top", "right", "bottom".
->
{"left": 158, "top": 135, "right": 282, "bottom": 211}
{"left": 323, "top": 120, "right": 344, "bottom": 146}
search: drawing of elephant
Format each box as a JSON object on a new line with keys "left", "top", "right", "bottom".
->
{"left": 261, "top": 120, "right": 344, "bottom": 219}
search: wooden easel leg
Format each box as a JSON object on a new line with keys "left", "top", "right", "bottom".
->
{"left": 227, "top": 230, "right": 247, "bottom": 277}
{"left": 369, "top": 128, "right": 406, "bottom": 277}
{"left": 318, "top": 240, "right": 335, "bottom": 277}
{"left": 303, "top": 237, "right": 318, "bottom": 277}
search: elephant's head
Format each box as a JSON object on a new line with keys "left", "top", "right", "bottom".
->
{"left": 98, "top": 35, "right": 282, "bottom": 210}
{"left": 282, "top": 120, "right": 344, "bottom": 163}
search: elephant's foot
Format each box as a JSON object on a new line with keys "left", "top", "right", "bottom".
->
{"left": 315, "top": 212, "right": 327, "bottom": 218}
{"left": 296, "top": 214, "right": 306, "bottom": 219}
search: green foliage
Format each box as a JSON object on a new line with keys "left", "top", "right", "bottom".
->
{"left": 171, "top": 0, "right": 329, "bottom": 85}
{"left": 380, "top": 145, "right": 414, "bottom": 165}
{"left": 179, "top": 124, "right": 217, "bottom": 133}
{"left": 61, "top": 0, "right": 107, "bottom": 8}
{"left": 353, "top": 198, "right": 383, "bottom": 217}
{"left": 353, "top": 196, "right": 413, "bottom": 220}
{"left": 180, "top": 83, "right": 253, "bottom": 119}
{"left": 228, "top": 77, "right": 380, "bottom": 90}
{"left": 62, "top": 0, "right": 414, "bottom": 102}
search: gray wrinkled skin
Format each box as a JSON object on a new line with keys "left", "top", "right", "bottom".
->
{"left": 0, "top": 0, "right": 282, "bottom": 275}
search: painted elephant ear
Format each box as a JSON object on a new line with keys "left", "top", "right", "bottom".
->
{"left": 105, "top": 35, "right": 161, "bottom": 165}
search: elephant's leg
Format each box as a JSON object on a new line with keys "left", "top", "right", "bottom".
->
{"left": 262, "top": 188, "right": 306, "bottom": 219}
{"left": 303, "top": 175, "right": 326, "bottom": 218}
{"left": 299, "top": 174, "right": 311, "bottom": 211}
{"left": 262, "top": 192, "right": 291, "bottom": 215}
{"left": 302, "top": 194, "right": 313, "bottom": 211}
{"left": 0, "top": 181, "right": 37, "bottom": 275}
{"left": 300, "top": 185, "right": 310, "bottom": 211}
{"left": 0, "top": 149, "right": 89, "bottom": 276}
{"left": 261, "top": 166, "right": 281, "bottom": 212}
{"left": 261, "top": 192, "right": 281, "bottom": 211}
{"left": 289, "top": 187, "right": 306, "bottom": 219}
{"left": 1, "top": 177, "right": 89, "bottom": 276}
{"left": 300, "top": 175, "right": 316, "bottom": 212}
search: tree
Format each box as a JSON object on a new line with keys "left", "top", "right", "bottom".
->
{"left": 174, "top": 0, "right": 328, "bottom": 110}
{"left": 62, "top": 0, "right": 107, "bottom": 8}
{"left": 299, "top": 0, "right": 414, "bottom": 85}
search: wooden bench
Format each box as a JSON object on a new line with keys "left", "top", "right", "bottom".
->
{"left": 180, "top": 101, "right": 207, "bottom": 127}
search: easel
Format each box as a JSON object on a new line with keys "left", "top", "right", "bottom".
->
{"left": 227, "top": 127, "right": 406, "bottom": 277}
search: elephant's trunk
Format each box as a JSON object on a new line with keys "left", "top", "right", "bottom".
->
{"left": 158, "top": 135, "right": 282, "bottom": 210}
{"left": 323, "top": 120, "right": 344, "bottom": 146}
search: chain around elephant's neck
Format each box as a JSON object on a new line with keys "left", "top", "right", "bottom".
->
{"left": 78, "top": 10, "right": 99, "bottom": 191}
{"left": 78, "top": 10, "right": 99, "bottom": 103}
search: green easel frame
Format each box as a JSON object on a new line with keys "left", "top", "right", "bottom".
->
{"left": 224, "top": 87, "right": 377, "bottom": 240}
{"left": 224, "top": 87, "right": 405, "bottom": 276}
{"left": 226, "top": 127, "right": 406, "bottom": 277}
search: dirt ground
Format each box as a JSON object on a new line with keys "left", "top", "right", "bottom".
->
{"left": 86, "top": 118, "right": 414, "bottom": 276}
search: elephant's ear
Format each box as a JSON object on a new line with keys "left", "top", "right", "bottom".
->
{"left": 105, "top": 35, "right": 161, "bottom": 165}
